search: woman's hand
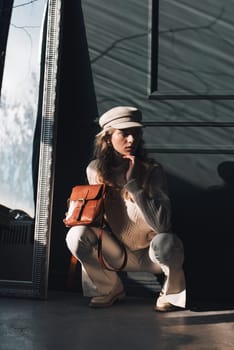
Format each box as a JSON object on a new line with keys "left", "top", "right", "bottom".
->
{"left": 123, "top": 155, "right": 139, "bottom": 182}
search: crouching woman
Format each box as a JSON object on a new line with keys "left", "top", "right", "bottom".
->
{"left": 66, "top": 106, "right": 186, "bottom": 311}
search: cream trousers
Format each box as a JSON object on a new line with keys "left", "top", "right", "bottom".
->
{"left": 66, "top": 226, "right": 186, "bottom": 308}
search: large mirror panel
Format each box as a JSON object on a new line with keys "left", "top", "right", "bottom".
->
{"left": 0, "top": 0, "right": 62, "bottom": 298}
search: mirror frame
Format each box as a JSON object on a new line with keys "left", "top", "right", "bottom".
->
{"left": 0, "top": 0, "right": 62, "bottom": 299}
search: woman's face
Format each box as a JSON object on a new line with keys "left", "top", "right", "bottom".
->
{"left": 110, "top": 127, "right": 142, "bottom": 156}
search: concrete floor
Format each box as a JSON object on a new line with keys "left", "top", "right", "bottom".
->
{"left": 0, "top": 291, "right": 233, "bottom": 350}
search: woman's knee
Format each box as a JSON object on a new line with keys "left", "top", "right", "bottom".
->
{"left": 149, "top": 233, "right": 184, "bottom": 267}
{"left": 65, "top": 226, "right": 97, "bottom": 258}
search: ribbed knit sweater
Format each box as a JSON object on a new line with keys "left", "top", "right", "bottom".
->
{"left": 86, "top": 159, "right": 171, "bottom": 251}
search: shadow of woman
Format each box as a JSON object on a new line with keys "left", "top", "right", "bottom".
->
{"left": 201, "top": 161, "right": 234, "bottom": 302}
{"left": 168, "top": 161, "right": 234, "bottom": 307}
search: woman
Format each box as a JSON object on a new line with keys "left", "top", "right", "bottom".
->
{"left": 66, "top": 106, "right": 186, "bottom": 311}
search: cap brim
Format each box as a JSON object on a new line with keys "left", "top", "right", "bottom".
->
{"left": 109, "top": 121, "right": 143, "bottom": 129}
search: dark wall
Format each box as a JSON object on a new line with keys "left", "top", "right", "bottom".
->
{"left": 81, "top": 0, "right": 234, "bottom": 307}
{"left": 48, "top": 0, "right": 234, "bottom": 308}
{"left": 168, "top": 161, "right": 234, "bottom": 305}
{"left": 48, "top": 0, "right": 98, "bottom": 291}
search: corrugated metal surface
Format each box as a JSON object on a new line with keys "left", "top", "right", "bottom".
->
{"left": 82, "top": 0, "right": 149, "bottom": 106}
{"left": 82, "top": 0, "right": 234, "bottom": 175}
{"left": 158, "top": 0, "right": 234, "bottom": 96}
{"left": 81, "top": 0, "right": 234, "bottom": 300}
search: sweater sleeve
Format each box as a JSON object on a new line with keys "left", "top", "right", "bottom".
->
{"left": 86, "top": 160, "right": 100, "bottom": 184}
{"left": 124, "top": 164, "right": 172, "bottom": 234}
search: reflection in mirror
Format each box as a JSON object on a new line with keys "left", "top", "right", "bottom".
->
{"left": 0, "top": 0, "right": 62, "bottom": 298}
{"left": 0, "top": 0, "right": 46, "bottom": 281}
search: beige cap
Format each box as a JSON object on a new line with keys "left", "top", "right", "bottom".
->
{"left": 99, "top": 106, "right": 143, "bottom": 129}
